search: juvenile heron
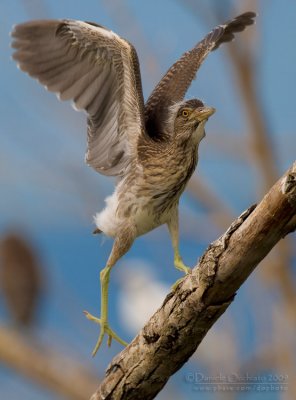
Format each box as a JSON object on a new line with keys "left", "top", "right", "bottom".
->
{"left": 12, "top": 11, "right": 256, "bottom": 355}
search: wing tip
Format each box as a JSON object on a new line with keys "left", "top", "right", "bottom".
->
{"left": 212, "top": 11, "right": 257, "bottom": 50}
{"left": 10, "top": 24, "right": 17, "bottom": 38}
{"left": 71, "top": 100, "right": 88, "bottom": 114}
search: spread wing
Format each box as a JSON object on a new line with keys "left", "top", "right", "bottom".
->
{"left": 12, "top": 20, "right": 145, "bottom": 176}
{"left": 145, "top": 12, "right": 256, "bottom": 137}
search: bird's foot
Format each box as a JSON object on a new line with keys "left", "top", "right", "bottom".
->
{"left": 172, "top": 258, "right": 191, "bottom": 291}
{"left": 84, "top": 311, "right": 128, "bottom": 356}
{"left": 174, "top": 257, "right": 191, "bottom": 275}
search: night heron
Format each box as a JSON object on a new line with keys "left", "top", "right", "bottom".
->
{"left": 11, "top": 11, "right": 256, "bottom": 355}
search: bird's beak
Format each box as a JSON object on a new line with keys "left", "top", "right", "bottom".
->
{"left": 190, "top": 106, "right": 216, "bottom": 122}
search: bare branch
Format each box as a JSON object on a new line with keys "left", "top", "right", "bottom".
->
{"left": 225, "top": 27, "right": 296, "bottom": 322}
{"left": 0, "top": 325, "right": 98, "bottom": 400}
{"left": 91, "top": 162, "right": 296, "bottom": 400}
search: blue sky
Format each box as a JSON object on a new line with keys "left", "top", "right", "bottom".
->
{"left": 1, "top": 0, "right": 296, "bottom": 229}
{"left": 0, "top": 1, "right": 295, "bottom": 399}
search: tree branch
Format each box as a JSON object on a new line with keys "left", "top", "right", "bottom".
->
{"left": 0, "top": 325, "right": 98, "bottom": 400}
{"left": 91, "top": 161, "right": 296, "bottom": 400}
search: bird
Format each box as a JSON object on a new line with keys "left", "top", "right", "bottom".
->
{"left": 11, "top": 11, "right": 256, "bottom": 355}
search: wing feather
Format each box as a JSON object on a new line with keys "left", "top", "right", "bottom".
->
{"left": 12, "top": 19, "right": 145, "bottom": 176}
{"left": 144, "top": 12, "right": 256, "bottom": 138}
{"left": 59, "top": 66, "right": 99, "bottom": 101}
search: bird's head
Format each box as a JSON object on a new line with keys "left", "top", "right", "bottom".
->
{"left": 170, "top": 99, "right": 215, "bottom": 145}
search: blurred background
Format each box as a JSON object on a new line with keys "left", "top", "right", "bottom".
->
{"left": 0, "top": 0, "right": 295, "bottom": 399}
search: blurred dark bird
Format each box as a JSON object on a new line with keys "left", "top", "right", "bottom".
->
{"left": 0, "top": 234, "right": 42, "bottom": 328}
{"left": 11, "top": 11, "right": 256, "bottom": 354}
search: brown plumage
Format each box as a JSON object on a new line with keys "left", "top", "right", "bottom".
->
{"left": 11, "top": 11, "right": 256, "bottom": 353}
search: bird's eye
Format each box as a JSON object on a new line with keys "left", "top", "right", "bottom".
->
{"left": 182, "top": 110, "right": 189, "bottom": 117}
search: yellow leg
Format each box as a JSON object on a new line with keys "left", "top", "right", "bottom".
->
{"left": 85, "top": 226, "right": 135, "bottom": 356}
{"left": 84, "top": 264, "right": 127, "bottom": 356}
{"left": 174, "top": 248, "right": 191, "bottom": 274}
{"left": 168, "top": 209, "right": 191, "bottom": 290}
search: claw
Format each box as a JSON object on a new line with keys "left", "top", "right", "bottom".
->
{"left": 174, "top": 257, "right": 191, "bottom": 275}
{"left": 171, "top": 277, "right": 184, "bottom": 291}
{"left": 171, "top": 259, "right": 191, "bottom": 291}
{"left": 84, "top": 311, "right": 128, "bottom": 356}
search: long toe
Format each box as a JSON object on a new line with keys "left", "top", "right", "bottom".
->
{"left": 92, "top": 330, "right": 105, "bottom": 356}
{"left": 84, "top": 311, "right": 128, "bottom": 356}
{"left": 106, "top": 325, "right": 128, "bottom": 347}
{"left": 174, "top": 258, "right": 191, "bottom": 275}
{"left": 171, "top": 276, "right": 185, "bottom": 291}
{"left": 92, "top": 324, "right": 128, "bottom": 356}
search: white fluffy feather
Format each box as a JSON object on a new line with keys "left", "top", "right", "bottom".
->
{"left": 94, "top": 191, "right": 121, "bottom": 237}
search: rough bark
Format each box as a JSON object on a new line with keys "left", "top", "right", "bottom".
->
{"left": 91, "top": 161, "right": 296, "bottom": 400}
